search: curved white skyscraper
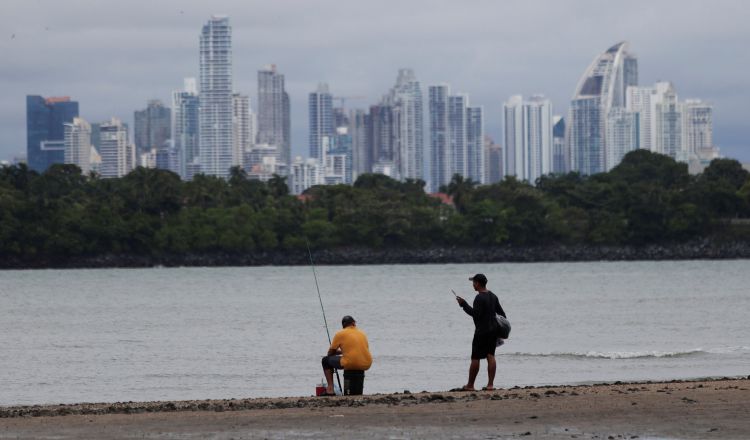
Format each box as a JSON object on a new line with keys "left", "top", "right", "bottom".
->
{"left": 568, "top": 42, "right": 637, "bottom": 174}
{"left": 199, "top": 16, "right": 233, "bottom": 178}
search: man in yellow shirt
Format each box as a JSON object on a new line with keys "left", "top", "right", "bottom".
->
{"left": 321, "top": 315, "right": 372, "bottom": 395}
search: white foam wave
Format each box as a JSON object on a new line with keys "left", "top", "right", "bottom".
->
{"left": 504, "top": 346, "right": 750, "bottom": 360}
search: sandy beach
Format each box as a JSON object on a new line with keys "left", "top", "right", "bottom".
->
{"left": 1, "top": 377, "right": 748, "bottom": 439}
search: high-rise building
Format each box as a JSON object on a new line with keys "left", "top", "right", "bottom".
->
{"left": 466, "top": 106, "right": 484, "bottom": 184}
{"left": 684, "top": 98, "right": 719, "bottom": 173}
{"left": 568, "top": 42, "right": 638, "bottom": 175}
{"left": 386, "top": 69, "right": 424, "bottom": 181}
{"left": 429, "top": 85, "right": 484, "bottom": 190}
{"left": 626, "top": 81, "right": 672, "bottom": 154}
{"left": 485, "top": 137, "right": 503, "bottom": 184}
{"left": 682, "top": 99, "right": 713, "bottom": 154}
{"left": 654, "top": 84, "right": 684, "bottom": 161}
{"left": 172, "top": 77, "right": 200, "bottom": 179}
{"left": 605, "top": 108, "right": 638, "bottom": 170}
{"left": 503, "top": 95, "right": 552, "bottom": 183}
{"left": 155, "top": 140, "right": 181, "bottom": 174}
{"left": 257, "top": 64, "right": 291, "bottom": 166}
{"left": 134, "top": 100, "right": 171, "bottom": 154}
{"left": 368, "top": 104, "right": 396, "bottom": 178}
{"left": 448, "top": 94, "right": 467, "bottom": 182}
{"left": 99, "top": 118, "right": 134, "bottom": 178}
{"left": 503, "top": 95, "right": 523, "bottom": 180}
{"left": 348, "top": 109, "right": 369, "bottom": 181}
{"left": 429, "top": 85, "right": 450, "bottom": 192}
{"left": 552, "top": 116, "right": 566, "bottom": 173}
{"left": 26, "top": 95, "right": 79, "bottom": 172}
{"left": 290, "top": 156, "right": 322, "bottom": 195}
{"left": 63, "top": 117, "right": 92, "bottom": 174}
{"left": 199, "top": 15, "right": 234, "bottom": 178}
{"left": 309, "top": 83, "right": 334, "bottom": 161}
{"left": 232, "top": 93, "right": 250, "bottom": 168}
{"left": 324, "top": 126, "right": 353, "bottom": 184}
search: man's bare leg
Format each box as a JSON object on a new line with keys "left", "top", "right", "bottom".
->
{"left": 486, "top": 354, "right": 496, "bottom": 390}
{"left": 323, "top": 367, "right": 335, "bottom": 394}
{"left": 465, "top": 359, "right": 480, "bottom": 390}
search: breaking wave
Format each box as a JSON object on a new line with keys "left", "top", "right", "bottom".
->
{"left": 503, "top": 346, "right": 750, "bottom": 360}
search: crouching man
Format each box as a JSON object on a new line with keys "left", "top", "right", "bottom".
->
{"left": 320, "top": 315, "right": 372, "bottom": 395}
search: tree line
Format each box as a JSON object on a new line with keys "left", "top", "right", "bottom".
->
{"left": 1, "top": 150, "right": 749, "bottom": 261}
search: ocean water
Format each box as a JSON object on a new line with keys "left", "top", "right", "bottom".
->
{"left": 0, "top": 260, "right": 748, "bottom": 405}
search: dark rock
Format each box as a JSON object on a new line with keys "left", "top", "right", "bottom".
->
{"left": 6, "top": 240, "right": 750, "bottom": 269}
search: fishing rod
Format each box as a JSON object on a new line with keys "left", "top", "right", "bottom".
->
{"left": 306, "top": 239, "right": 342, "bottom": 393}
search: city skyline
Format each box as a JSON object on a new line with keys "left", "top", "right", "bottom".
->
{"left": 1, "top": 1, "right": 747, "bottom": 165}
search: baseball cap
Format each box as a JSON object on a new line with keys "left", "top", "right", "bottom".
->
{"left": 469, "top": 273, "right": 488, "bottom": 284}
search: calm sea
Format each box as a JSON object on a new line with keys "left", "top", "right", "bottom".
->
{"left": 0, "top": 260, "right": 748, "bottom": 405}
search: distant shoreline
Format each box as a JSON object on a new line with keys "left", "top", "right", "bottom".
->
{"left": 2, "top": 241, "right": 750, "bottom": 269}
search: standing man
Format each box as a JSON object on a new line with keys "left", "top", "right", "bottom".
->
{"left": 321, "top": 315, "right": 372, "bottom": 395}
{"left": 455, "top": 273, "right": 506, "bottom": 391}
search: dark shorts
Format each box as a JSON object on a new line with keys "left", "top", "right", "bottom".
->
{"left": 471, "top": 332, "right": 497, "bottom": 359}
{"left": 321, "top": 355, "right": 342, "bottom": 370}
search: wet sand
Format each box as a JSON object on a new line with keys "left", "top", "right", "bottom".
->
{"left": 1, "top": 378, "right": 749, "bottom": 439}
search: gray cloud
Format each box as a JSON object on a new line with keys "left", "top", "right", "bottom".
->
{"left": 1, "top": 0, "right": 747, "bottom": 162}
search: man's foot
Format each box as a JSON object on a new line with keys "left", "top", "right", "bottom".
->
{"left": 449, "top": 385, "right": 476, "bottom": 392}
{"left": 481, "top": 386, "right": 495, "bottom": 391}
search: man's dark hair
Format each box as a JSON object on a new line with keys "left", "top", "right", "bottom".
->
{"left": 342, "top": 315, "right": 356, "bottom": 327}
{"left": 469, "top": 273, "right": 488, "bottom": 287}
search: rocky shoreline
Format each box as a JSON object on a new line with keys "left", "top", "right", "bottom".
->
{"left": 3, "top": 378, "right": 750, "bottom": 439}
{"left": 2, "top": 240, "right": 750, "bottom": 269}
{"left": 1, "top": 377, "right": 747, "bottom": 418}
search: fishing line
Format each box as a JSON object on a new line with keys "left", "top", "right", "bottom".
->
{"left": 307, "top": 240, "right": 332, "bottom": 344}
{"left": 306, "top": 239, "right": 342, "bottom": 393}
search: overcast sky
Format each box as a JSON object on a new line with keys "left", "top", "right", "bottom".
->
{"left": 1, "top": 0, "right": 748, "bottom": 162}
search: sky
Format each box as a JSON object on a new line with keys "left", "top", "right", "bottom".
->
{"left": 1, "top": 0, "right": 748, "bottom": 163}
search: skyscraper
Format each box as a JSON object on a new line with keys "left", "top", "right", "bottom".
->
{"left": 368, "top": 104, "right": 396, "bottom": 177}
{"left": 626, "top": 81, "right": 672, "bottom": 154}
{"left": 448, "top": 94, "right": 467, "bottom": 182}
{"left": 99, "top": 118, "right": 134, "bottom": 178}
{"left": 387, "top": 69, "right": 424, "bottom": 181}
{"left": 682, "top": 99, "right": 713, "bottom": 154}
{"left": 172, "top": 78, "right": 200, "bottom": 179}
{"left": 568, "top": 42, "right": 638, "bottom": 175}
{"left": 63, "top": 117, "right": 92, "bottom": 174}
{"left": 257, "top": 65, "right": 291, "bottom": 167}
{"left": 466, "top": 107, "right": 484, "bottom": 184}
{"left": 605, "top": 108, "right": 638, "bottom": 170}
{"left": 199, "top": 15, "right": 234, "bottom": 178}
{"left": 134, "top": 100, "right": 171, "bottom": 154}
{"left": 26, "top": 95, "right": 79, "bottom": 172}
{"left": 309, "top": 83, "right": 334, "bottom": 161}
{"left": 232, "top": 93, "right": 250, "bottom": 168}
{"left": 503, "top": 95, "right": 553, "bottom": 183}
{"left": 429, "top": 84, "right": 485, "bottom": 190}
{"left": 348, "top": 109, "right": 369, "bottom": 180}
{"left": 429, "top": 84, "right": 450, "bottom": 192}
{"left": 485, "top": 137, "right": 504, "bottom": 185}
{"left": 654, "top": 84, "right": 683, "bottom": 161}
{"left": 552, "top": 116, "right": 567, "bottom": 174}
